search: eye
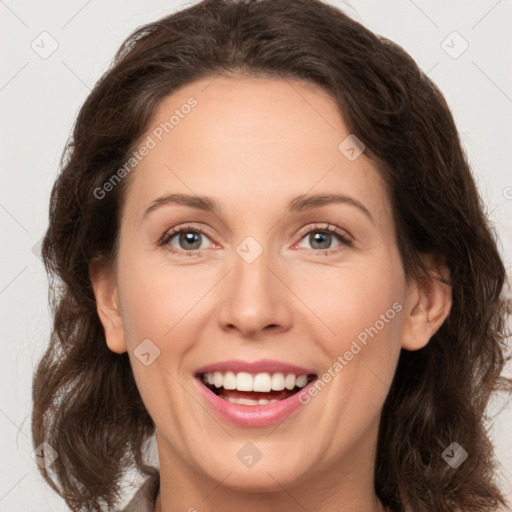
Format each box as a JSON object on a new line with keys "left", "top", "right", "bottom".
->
{"left": 159, "top": 224, "right": 213, "bottom": 255}
{"left": 295, "top": 224, "right": 352, "bottom": 255}
{"left": 158, "top": 223, "right": 352, "bottom": 257}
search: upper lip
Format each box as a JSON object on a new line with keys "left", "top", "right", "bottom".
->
{"left": 195, "top": 359, "right": 317, "bottom": 376}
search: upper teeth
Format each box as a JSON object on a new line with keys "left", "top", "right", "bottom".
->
{"left": 202, "top": 371, "right": 309, "bottom": 392}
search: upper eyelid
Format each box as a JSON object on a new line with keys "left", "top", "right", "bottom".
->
{"left": 161, "top": 223, "right": 352, "bottom": 250}
{"left": 295, "top": 222, "right": 352, "bottom": 240}
{"left": 160, "top": 224, "right": 214, "bottom": 244}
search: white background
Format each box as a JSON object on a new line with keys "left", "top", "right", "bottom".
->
{"left": 1, "top": 0, "right": 511, "bottom": 510}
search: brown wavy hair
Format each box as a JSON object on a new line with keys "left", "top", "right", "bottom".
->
{"left": 32, "top": 0, "right": 511, "bottom": 510}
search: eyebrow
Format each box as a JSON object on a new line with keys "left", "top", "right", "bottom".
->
{"left": 143, "top": 192, "right": 374, "bottom": 223}
{"left": 288, "top": 193, "right": 374, "bottom": 223}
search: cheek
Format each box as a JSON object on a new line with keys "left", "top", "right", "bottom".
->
{"left": 118, "top": 275, "right": 173, "bottom": 345}
{"left": 301, "top": 254, "right": 405, "bottom": 372}
{"left": 116, "top": 249, "right": 206, "bottom": 346}
{"left": 115, "top": 251, "right": 201, "bottom": 426}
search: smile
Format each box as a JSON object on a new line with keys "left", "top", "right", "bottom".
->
{"left": 201, "top": 371, "right": 314, "bottom": 404}
{"left": 194, "top": 360, "right": 318, "bottom": 426}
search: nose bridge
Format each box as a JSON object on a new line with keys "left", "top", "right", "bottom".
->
{"left": 216, "top": 236, "right": 292, "bottom": 336}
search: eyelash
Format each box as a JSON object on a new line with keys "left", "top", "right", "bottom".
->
{"left": 158, "top": 223, "right": 353, "bottom": 257}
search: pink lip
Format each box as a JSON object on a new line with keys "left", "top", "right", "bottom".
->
{"left": 194, "top": 378, "right": 318, "bottom": 427}
{"left": 194, "top": 365, "right": 316, "bottom": 427}
{"left": 194, "top": 359, "right": 317, "bottom": 376}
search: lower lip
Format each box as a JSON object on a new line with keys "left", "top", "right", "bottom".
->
{"left": 194, "top": 377, "right": 316, "bottom": 427}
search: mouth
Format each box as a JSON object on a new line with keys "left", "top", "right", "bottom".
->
{"left": 193, "top": 360, "right": 320, "bottom": 426}
{"left": 196, "top": 371, "right": 318, "bottom": 406}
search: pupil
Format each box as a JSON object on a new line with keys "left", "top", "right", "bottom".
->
{"left": 180, "top": 232, "right": 201, "bottom": 250}
{"left": 311, "top": 232, "right": 330, "bottom": 249}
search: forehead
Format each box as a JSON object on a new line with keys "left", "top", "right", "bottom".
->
{"left": 123, "top": 74, "right": 391, "bottom": 225}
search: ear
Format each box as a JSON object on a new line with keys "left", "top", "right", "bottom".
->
{"left": 401, "top": 254, "right": 452, "bottom": 351}
{"left": 89, "top": 259, "right": 127, "bottom": 354}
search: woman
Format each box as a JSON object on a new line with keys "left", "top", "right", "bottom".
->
{"left": 32, "top": 0, "right": 511, "bottom": 511}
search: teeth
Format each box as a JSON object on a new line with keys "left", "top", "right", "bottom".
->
{"left": 285, "top": 374, "right": 296, "bottom": 390}
{"left": 253, "top": 373, "right": 271, "bottom": 392}
{"left": 201, "top": 371, "right": 310, "bottom": 392}
{"left": 213, "top": 371, "right": 223, "bottom": 388}
{"left": 224, "top": 397, "right": 280, "bottom": 406}
{"left": 223, "top": 371, "right": 236, "bottom": 390}
{"left": 237, "top": 372, "right": 254, "bottom": 391}
{"left": 295, "top": 375, "right": 308, "bottom": 388}
{"left": 271, "top": 373, "right": 285, "bottom": 391}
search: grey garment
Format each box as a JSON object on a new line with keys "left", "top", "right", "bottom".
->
{"left": 120, "top": 472, "right": 160, "bottom": 512}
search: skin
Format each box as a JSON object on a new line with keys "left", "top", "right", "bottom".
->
{"left": 90, "top": 74, "right": 452, "bottom": 512}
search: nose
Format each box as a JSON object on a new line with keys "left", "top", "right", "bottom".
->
{"left": 216, "top": 246, "right": 293, "bottom": 339}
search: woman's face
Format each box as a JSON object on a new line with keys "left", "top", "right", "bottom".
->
{"left": 94, "top": 75, "right": 436, "bottom": 495}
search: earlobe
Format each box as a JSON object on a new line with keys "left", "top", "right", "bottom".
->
{"left": 401, "top": 256, "right": 452, "bottom": 351}
{"left": 89, "top": 260, "right": 127, "bottom": 354}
